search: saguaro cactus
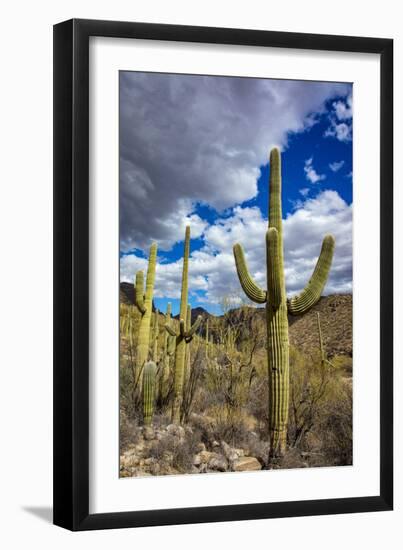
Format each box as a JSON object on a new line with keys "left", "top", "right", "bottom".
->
{"left": 151, "top": 309, "right": 159, "bottom": 362}
{"left": 183, "top": 305, "right": 192, "bottom": 388}
{"left": 134, "top": 242, "right": 157, "bottom": 386}
{"left": 165, "top": 226, "right": 202, "bottom": 423}
{"left": 142, "top": 361, "right": 157, "bottom": 425}
{"left": 233, "top": 148, "right": 335, "bottom": 459}
{"left": 159, "top": 303, "right": 174, "bottom": 403}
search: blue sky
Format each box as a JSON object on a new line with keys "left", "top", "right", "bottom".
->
{"left": 120, "top": 72, "right": 352, "bottom": 316}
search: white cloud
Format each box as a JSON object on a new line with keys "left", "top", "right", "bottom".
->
{"left": 120, "top": 73, "right": 350, "bottom": 251}
{"left": 324, "top": 94, "right": 352, "bottom": 142}
{"left": 120, "top": 190, "right": 352, "bottom": 305}
{"left": 329, "top": 160, "right": 345, "bottom": 172}
{"left": 324, "top": 122, "right": 352, "bottom": 142}
{"left": 299, "top": 188, "right": 310, "bottom": 197}
{"left": 304, "top": 157, "right": 326, "bottom": 184}
{"left": 333, "top": 95, "right": 353, "bottom": 120}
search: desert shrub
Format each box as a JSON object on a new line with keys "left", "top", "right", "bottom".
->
{"left": 244, "top": 432, "right": 270, "bottom": 466}
{"left": 278, "top": 447, "right": 308, "bottom": 469}
{"left": 287, "top": 346, "right": 352, "bottom": 466}
{"left": 188, "top": 413, "right": 215, "bottom": 446}
{"left": 318, "top": 383, "right": 352, "bottom": 465}
{"left": 212, "top": 411, "right": 251, "bottom": 449}
{"left": 149, "top": 429, "right": 202, "bottom": 473}
{"left": 172, "top": 432, "right": 201, "bottom": 472}
{"left": 248, "top": 376, "right": 268, "bottom": 432}
{"left": 330, "top": 354, "right": 353, "bottom": 376}
{"left": 119, "top": 409, "right": 140, "bottom": 452}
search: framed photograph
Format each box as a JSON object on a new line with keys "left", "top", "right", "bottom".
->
{"left": 53, "top": 19, "right": 393, "bottom": 531}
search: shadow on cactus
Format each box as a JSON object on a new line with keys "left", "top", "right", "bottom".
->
{"left": 233, "top": 148, "right": 335, "bottom": 462}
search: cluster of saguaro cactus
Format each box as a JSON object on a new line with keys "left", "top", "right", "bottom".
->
{"left": 142, "top": 361, "right": 157, "bottom": 425}
{"left": 233, "top": 148, "right": 335, "bottom": 459}
{"left": 134, "top": 242, "right": 157, "bottom": 386}
{"left": 165, "top": 226, "right": 202, "bottom": 423}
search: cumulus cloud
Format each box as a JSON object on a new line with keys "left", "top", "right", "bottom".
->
{"left": 120, "top": 190, "right": 352, "bottom": 304}
{"left": 329, "top": 160, "right": 345, "bottom": 172}
{"left": 324, "top": 94, "right": 353, "bottom": 142}
{"left": 299, "top": 188, "right": 310, "bottom": 197}
{"left": 304, "top": 157, "right": 326, "bottom": 184}
{"left": 120, "top": 72, "right": 349, "bottom": 251}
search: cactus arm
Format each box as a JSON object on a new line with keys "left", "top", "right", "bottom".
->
{"left": 287, "top": 234, "right": 335, "bottom": 316}
{"left": 179, "top": 319, "right": 186, "bottom": 337}
{"left": 167, "top": 333, "right": 176, "bottom": 356}
{"left": 145, "top": 243, "right": 158, "bottom": 302}
{"left": 184, "top": 315, "right": 202, "bottom": 340}
{"left": 233, "top": 243, "right": 267, "bottom": 304}
{"left": 165, "top": 324, "right": 177, "bottom": 337}
{"left": 164, "top": 302, "right": 176, "bottom": 337}
{"left": 266, "top": 228, "right": 282, "bottom": 309}
{"left": 135, "top": 271, "right": 146, "bottom": 314}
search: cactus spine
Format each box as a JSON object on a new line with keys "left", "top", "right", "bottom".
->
{"left": 134, "top": 242, "right": 157, "bottom": 386}
{"left": 233, "top": 148, "right": 335, "bottom": 459}
{"left": 165, "top": 226, "right": 202, "bottom": 423}
{"left": 142, "top": 361, "right": 157, "bottom": 425}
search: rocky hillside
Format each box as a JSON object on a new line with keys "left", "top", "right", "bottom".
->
{"left": 288, "top": 294, "right": 352, "bottom": 358}
{"left": 120, "top": 281, "right": 135, "bottom": 305}
{"left": 222, "top": 294, "right": 352, "bottom": 358}
{"left": 120, "top": 282, "right": 352, "bottom": 357}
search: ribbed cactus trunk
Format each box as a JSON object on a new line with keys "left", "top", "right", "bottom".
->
{"left": 134, "top": 242, "right": 157, "bottom": 387}
{"left": 183, "top": 305, "right": 191, "bottom": 389}
{"left": 142, "top": 361, "right": 157, "bottom": 425}
{"left": 171, "top": 227, "right": 190, "bottom": 423}
{"left": 233, "top": 148, "right": 335, "bottom": 461}
{"left": 266, "top": 149, "right": 289, "bottom": 457}
{"left": 159, "top": 303, "right": 172, "bottom": 401}
{"left": 151, "top": 309, "right": 159, "bottom": 362}
{"left": 167, "top": 226, "right": 202, "bottom": 424}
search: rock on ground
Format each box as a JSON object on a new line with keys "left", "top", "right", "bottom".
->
{"left": 233, "top": 456, "right": 262, "bottom": 472}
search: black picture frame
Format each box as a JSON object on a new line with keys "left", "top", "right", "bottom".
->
{"left": 53, "top": 18, "right": 393, "bottom": 531}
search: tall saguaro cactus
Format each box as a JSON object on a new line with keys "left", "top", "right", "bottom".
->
{"left": 165, "top": 226, "right": 202, "bottom": 423}
{"left": 233, "top": 148, "right": 335, "bottom": 459}
{"left": 183, "top": 305, "right": 192, "bottom": 388}
{"left": 134, "top": 242, "right": 157, "bottom": 386}
{"left": 159, "top": 303, "right": 174, "bottom": 403}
